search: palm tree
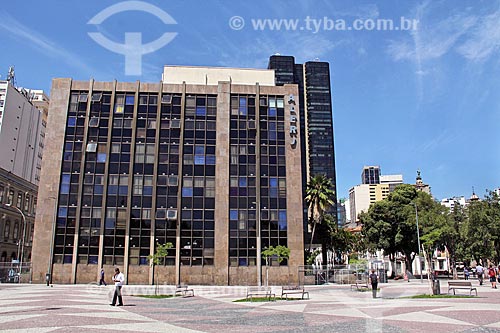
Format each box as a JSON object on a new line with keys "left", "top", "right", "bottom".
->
{"left": 305, "top": 175, "right": 336, "bottom": 256}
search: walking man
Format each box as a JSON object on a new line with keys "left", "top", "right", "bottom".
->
{"left": 369, "top": 269, "right": 379, "bottom": 298}
{"left": 476, "top": 263, "right": 484, "bottom": 285}
{"left": 99, "top": 268, "right": 107, "bottom": 286}
{"left": 110, "top": 268, "right": 124, "bottom": 306}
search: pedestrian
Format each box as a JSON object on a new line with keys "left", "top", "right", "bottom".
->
{"left": 369, "top": 269, "right": 378, "bottom": 298}
{"left": 464, "top": 267, "right": 470, "bottom": 280}
{"left": 99, "top": 268, "right": 107, "bottom": 286}
{"left": 476, "top": 263, "right": 484, "bottom": 285}
{"left": 110, "top": 268, "right": 124, "bottom": 306}
{"left": 488, "top": 264, "right": 497, "bottom": 289}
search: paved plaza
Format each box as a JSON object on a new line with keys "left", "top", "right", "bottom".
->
{"left": 1, "top": 280, "right": 500, "bottom": 332}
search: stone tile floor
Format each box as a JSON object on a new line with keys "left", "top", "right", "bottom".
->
{"left": 0, "top": 280, "right": 499, "bottom": 332}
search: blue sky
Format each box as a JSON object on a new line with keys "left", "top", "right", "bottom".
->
{"left": 1, "top": 0, "right": 498, "bottom": 200}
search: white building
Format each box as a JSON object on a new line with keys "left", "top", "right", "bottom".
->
{"left": 349, "top": 171, "right": 404, "bottom": 223}
{"left": 441, "top": 196, "right": 467, "bottom": 211}
{"left": 0, "top": 80, "right": 47, "bottom": 184}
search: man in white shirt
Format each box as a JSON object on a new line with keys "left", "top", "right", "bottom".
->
{"left": 476, "top": 264, "right": 484, "bottom": 285}
{"left": 110, "top": 268, "right": 125, "bottom": 306}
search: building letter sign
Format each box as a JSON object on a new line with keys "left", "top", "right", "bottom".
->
{"left": 288, "top": 94, "right": 298, "bottom": 148}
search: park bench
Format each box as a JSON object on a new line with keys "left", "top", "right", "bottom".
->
{"left": 447, "top": 281, "right": 477, "bottom": 296}
{"left": 281, "top": 286, "right": 309, "bottom": 300}
{"left": 174, "top": 284, "right": 195, "bottom": 297}
{"left": 246, "top": 286, "right": 275, "bottom": 301}
{"left": 350, "top": 280, "right": 369, "bottom": 291}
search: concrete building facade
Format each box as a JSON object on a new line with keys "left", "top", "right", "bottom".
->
{"left": 32, "top": 68, "right": 305, "bottom": 285}
{"left": 0, "top": 81, "right": 47, "bottom": 185}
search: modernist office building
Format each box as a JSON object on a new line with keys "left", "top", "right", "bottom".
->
{"left": 32, "top": 65, "right": 306, "bottom": 285}
{"left": 268, "top": 55, "right": 338, "bottom": 238}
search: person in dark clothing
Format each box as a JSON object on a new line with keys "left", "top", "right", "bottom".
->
{"left": 99, "top": 268, "right": 107, "bottom": 286}
{"left": 369, "top": 269, "right": 378, "bottom": 298}
{"left": 110, "top": 268, "right": 124, "bottom": 306}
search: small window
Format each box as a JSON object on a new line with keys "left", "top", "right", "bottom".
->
{"left": 91, "top": 92, "right": 102, "bottom": 102}
{"left": 67, "top": 117, "right": 77, "bottom": 127}
{"left": 260, "top": 97, "right": 268, "bottom": 106}
{"left": 78, "top": 93, "right": 88, "bottom": 102}
{"left": 156, "top": 208, "right": 166, "bottom": 219}
{"left": 168, "top": 175, "right": 178, "bottom": 186}
{"left": 86, "top": 142, "right": 97, "bottom": 153}
{"left": 162, "top": 94, "right": 172, "bottom": 104}
{"left": 125, "top": 95, "right": 135, "bottom": 105}
{"left": 170, "top": 119, "right": 180, "bottom": 128}
{"left": 89, "top": 117, "right": 99, "bottom": 127}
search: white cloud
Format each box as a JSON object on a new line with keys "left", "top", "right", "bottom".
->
{"left": 0, "top": 12, "right": 94, "bottom": 74}
{"left": 387, "top": 13, "right": 477, "bottom": 62}
{"left": 456, "top": 9, "right": 500, "bottom": 61}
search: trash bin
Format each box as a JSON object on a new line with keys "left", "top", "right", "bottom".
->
{"left": 432, "top": 279, "right": 440, "bottom": 295}
{"left": 45, "top": 273, "right": 50, "bottom": 286}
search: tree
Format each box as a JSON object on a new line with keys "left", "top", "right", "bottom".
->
{"left": 320, "top": 213, "right": 361, "bottom": 265}
{"left": 421, "top": 201, "right": 463, "bottom": 278}
{"left": 262, "top": 245, "right": 290, "bottom": 286}
{"left": 461, "top": 192, "right": 500, "bottom": 265}
{"left": 148, "top": 242, "right": 173, "bottom": 295}
{"left": 361, "top": 184, "right": 445, "bottom": 271}
{"left": 304, "top": 175, "right": 336, "bottom": 265}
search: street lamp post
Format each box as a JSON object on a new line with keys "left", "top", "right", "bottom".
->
{"left": 6, "top": 203, "right": 27, "bottom": 282}
{"left": 414, "top": 203, "right": 422, "bottom": 283}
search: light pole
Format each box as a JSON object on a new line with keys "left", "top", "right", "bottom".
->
{"left": 414, "top": 203, "right": 422, "bottom": 283}
{"left": 47, "top": 196, "right": 58, "bottom": 285}
{"left": 6, "top": 203, "right": 27, "bottom": 282}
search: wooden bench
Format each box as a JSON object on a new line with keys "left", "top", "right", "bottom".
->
{"left": 246, "top": 287, "right": 275, "bottom": 301}
{"left": 448, "top": 281, "right": 477, "bottom": 296}
{"left": 174, "top": 284, "right": 194, "bottom": 297}
{"left": 350, "top": 280, "right": 369, "bottom": 291}
{"left": 281, "top": 286, "right": 309, "bottom": 300}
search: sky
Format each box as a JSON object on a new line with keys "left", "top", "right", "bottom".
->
{"left": 0, "top": 0, "right": 498, "bottom": 201}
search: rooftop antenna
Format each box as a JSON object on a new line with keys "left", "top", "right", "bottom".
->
{"left": 7, "top": 66, "right": 16, "bottom": 87}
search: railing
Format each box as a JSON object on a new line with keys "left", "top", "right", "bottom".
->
{"left": 298, "top": 264, "right": 369, "bottom": 285}
{"left": 0, "top": 262, "right": 32, "bottom": 283}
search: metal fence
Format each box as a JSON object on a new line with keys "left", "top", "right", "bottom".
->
{"left": 298, "top": 264, "right": 369, "bottom": 285}
{"left": 0, "top": 262, "right": 32, "bottom": 283}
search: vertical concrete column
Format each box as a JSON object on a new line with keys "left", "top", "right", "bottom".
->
{"left": 284, "top": 84, "right": 305, "bottom": 284}
{"left": 214, "top": 82, "right": 230, "bottom": 285}
{"left": 31, "top": 78, "right": 72, "bottom": 283}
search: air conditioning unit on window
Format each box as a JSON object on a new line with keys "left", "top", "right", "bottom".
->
{"left": 162, "top": 94, "right": 172, "bottom": 104}
{"left": 166, "top": 209, "right": 177, "bottom": 220}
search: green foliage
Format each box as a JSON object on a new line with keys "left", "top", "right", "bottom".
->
{"left": 262, "top": 245, "right": 290, "bottom": 264}
{"left": 461, "top": 192, "right": 500, "bottom": 263}
{"left": 306, "top": 249, "right": 321, "bottom": 265}
{"left": 361, "top": 186, "right": 500, "bottom": 268}
{"left": 305, "top": 175, "right": 336, "bottom": 254}
{"left": 148, "top": 242, "right": 174, "bottom": 266}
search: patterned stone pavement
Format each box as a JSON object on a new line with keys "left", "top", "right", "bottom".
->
{"left": 0, "top": 280, "right": 500, "bottom": 332}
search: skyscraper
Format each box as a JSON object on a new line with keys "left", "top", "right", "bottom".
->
{"left": 268, "top": 55, "right": 338, "bottom": 242}
{"left": 361, "top": 166, "right": 381, "bottom": 185}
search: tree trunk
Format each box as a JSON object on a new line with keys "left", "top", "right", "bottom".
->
{"left": 309, "top": 221, "right": 317, "bottom": 254}
{"left": 321, "top": 242, "right": 328, "bottom": 269}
